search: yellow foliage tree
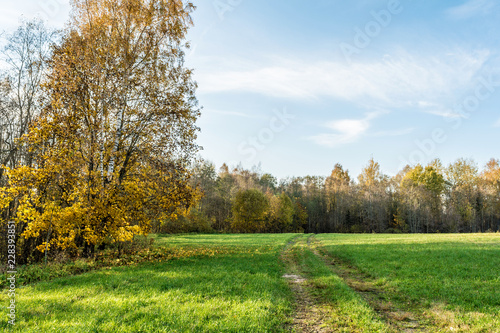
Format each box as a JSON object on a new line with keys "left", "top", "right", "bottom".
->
{"left": 231, "top": 189, "right": 269, "bottom": 233}
{"left": 1, "top": 0, "right": 200, "bottom": 256}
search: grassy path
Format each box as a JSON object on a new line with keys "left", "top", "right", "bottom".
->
{"left": 281, "top": 233, "right": 500, "bottom": 332}
{"left": 280, "top": 236, "right": 327, "bottom": 333}
{"left": 307, "top": 236, "right": 428, "bottom": 332}
{"left": 281, "top": 234, "right": 391, "bottom": 333}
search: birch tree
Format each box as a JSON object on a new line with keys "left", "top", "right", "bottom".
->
{"left": 2, "top": 0, "right": 200, "bottom": 256}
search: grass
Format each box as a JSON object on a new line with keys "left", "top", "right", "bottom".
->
{"left": 284, "top": 235, "right": 389, "bottom": 332}
{"left": 2, "top": 233, "right": 498, "bottom": 332}
{"left": 315, "top": 233, "right": 500, "bottom": 332}
{"left": 0, "top": 234, "right": 297, "bottom": 332}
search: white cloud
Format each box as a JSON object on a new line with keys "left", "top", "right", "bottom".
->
{"left": 309, "top": 112, "right": 379, "bottom": 148}
{"left": 494, "top": 117, "right": 500, "bottom": 127}
{"left": 422, "top": 109, "right": 470, "bottom": 119}
{"left": 446, "top": 0, "right": 496, "bottom": 20}
{"left": 327, "top": 119, "right": 370, "bottom": 136}
{"left": 196, "top": 49, "right": 490, "bottom": 116}
{"left": 309, "top": 112, "right": 414, "bottom": 148}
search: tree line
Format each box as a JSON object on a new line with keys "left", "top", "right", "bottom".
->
{"left": 1, "top": 2, "right": 499, "bottom": 266}
{"left": 175, "top": 157, "right": 500, "bottom": 234}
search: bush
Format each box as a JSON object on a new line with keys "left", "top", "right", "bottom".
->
{"left": 158, "top": 211, "right": 214, "bottom": 234}
{"left": 0, "top": 234, "right": 155, "bottom": 287}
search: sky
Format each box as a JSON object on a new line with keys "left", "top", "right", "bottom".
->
{"left": 1, "top": 0, "right": 500, "bottom": 180}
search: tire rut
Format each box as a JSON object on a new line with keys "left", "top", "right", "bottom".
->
{"left": 307, "top": 236, "right": 429, "bottom": 333}
{"left": 281, "top": 235, "right": 331, "bottom": 333}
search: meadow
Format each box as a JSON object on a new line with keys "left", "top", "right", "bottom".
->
{"left": 0, "top": 234, "right": 297, "bottom": 332}
{"left": 1, "top": 233, "right": 499, "bottom": 332}
{"left": 314, "top": 233, "right": 500, "bottom": 332}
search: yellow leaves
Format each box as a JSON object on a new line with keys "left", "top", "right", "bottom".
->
{"left": 115, "top": 227, "right": 135, "bottom": 242}
{"left": 37, "top": 242, "right": 50, "bottom": 253}
{"left": 0, "top": 186, "right": 11, "bottom": 210}
{"left": 82, "top": 225, "right": 99, "bottom": 245}
{"left": 18, "top": 205, "right": 38, "bottom": 222}
{"left": 22, "top": 225, "right": 39, "bottom": 239}
{"left": 8, "top": 163, "right": 198, "bottom": 252}
{"left": 3, "top": 0, "right": 200, "bottom": 256}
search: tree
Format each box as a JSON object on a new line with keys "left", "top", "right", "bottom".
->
{"left": 0, "top": 19, "right": 56, "bottom": 178}
{"left": 357, "top": 158, "right": 389, "bottom": 232}
{"left": 299, "top": 176, "right": 327, "bottom": 233}
{"left": 266, "top": 192, "right": 294, "bottom": 232}
{"left": 231, "top": 189, "right": 269, "bottom": 233}
{"left": 400, "top": 164, "right": 445, "bottom": 232}
{"left": 325, "top": 163, "right": 351, "bottom": 232}
{"left": 358, "top": 158, "right": 383, "bottom": 188}
{"left": 479, "top": 159, "right": 500, "bottom": 231}
{"left": 2, "top": 0, "right": 200, "bottom": 257}
{"left": 0, "top": 19, "right": 58, "bottom": 263}
{"left": 291, "top": 201, "right": 308, "bottom": 233}
{"left": 259, "top": 173, "right": 277, "bottom": 193}
{"left": 445, "top": 158, "right": 479, "bottom": 232}
{"left": 188, "top": 159, "right": 217, "bottom": 228}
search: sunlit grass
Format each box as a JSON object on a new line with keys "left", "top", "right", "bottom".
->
{"left": 3, "top": 233, "right": 497, "bottom": 332}
{"left": 315, "top": 233, "right": 500, "bottom": 332}
{"left": 288, "top": 236, "right": 390, "bottom": 332}
{"left": 0, "top": 234, "right": 297, "bottom": 332}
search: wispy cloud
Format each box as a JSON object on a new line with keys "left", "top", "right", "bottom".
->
{"left": 196, "top": 48, "right": 490, "bottom": 116}
{"left": 309, "top": 112, "right": 380, "bottom": 148}
{"left": 422, "top": 109, "right": 470, "bottom": 119}
{"left": 446, "top": 0, "right": 496, "bottom": 20}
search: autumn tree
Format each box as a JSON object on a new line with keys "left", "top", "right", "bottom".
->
{"left": 357, "top": 158, "right": 390, "bottom": 232}
{"left": 266, "top": 192, "right": 294, "bottom": 232}
{"left": 0, "top": 19, "right": 58, "bottom": 262}
{"left": 187, "top": 159, "right": 218, "bottom": 229}
{"left": 2, "top": 0, "right": 200, "bottom": 257}
{"left": 231, "top": 189, "right": 269, "bottom": 233}
{"left": 259, "top": 173, "right": 277, "bottom": 193}
{"left": 445, "top": 159, "right": 480, "bottom": 232}
{"left": 480, "top": 159, "right": 500, "bottom": 231}
{"left": 291, "top": 201, "right": 308, "bottom": 233}
{"left": 399, "top": 164, "right": 445, "bottom": 232}
{"left": 0, "top": 19, "right": 56, "bottom": 176}
{"left": 302, "top": 176, "right": 328, "bottom": 232}
{"left": 325, "top": 163, "right": 352, "bottom": 232}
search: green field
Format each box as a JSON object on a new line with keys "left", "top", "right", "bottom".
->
{"left": 314, "top": 233, "right": 500, "bottom": 332}
{"left": 0, "top": 234, "right": 297, "bottom": 332}
{"left": 1, "top": 233, "right": 499, "bottom": 332}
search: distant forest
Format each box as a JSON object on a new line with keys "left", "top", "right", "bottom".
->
{"left": 161, "top": 157, "right": 500, "bottom": 234}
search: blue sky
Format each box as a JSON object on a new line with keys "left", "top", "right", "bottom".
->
{"left": 2, "top": 0, "right": 500, "bottom": 179}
